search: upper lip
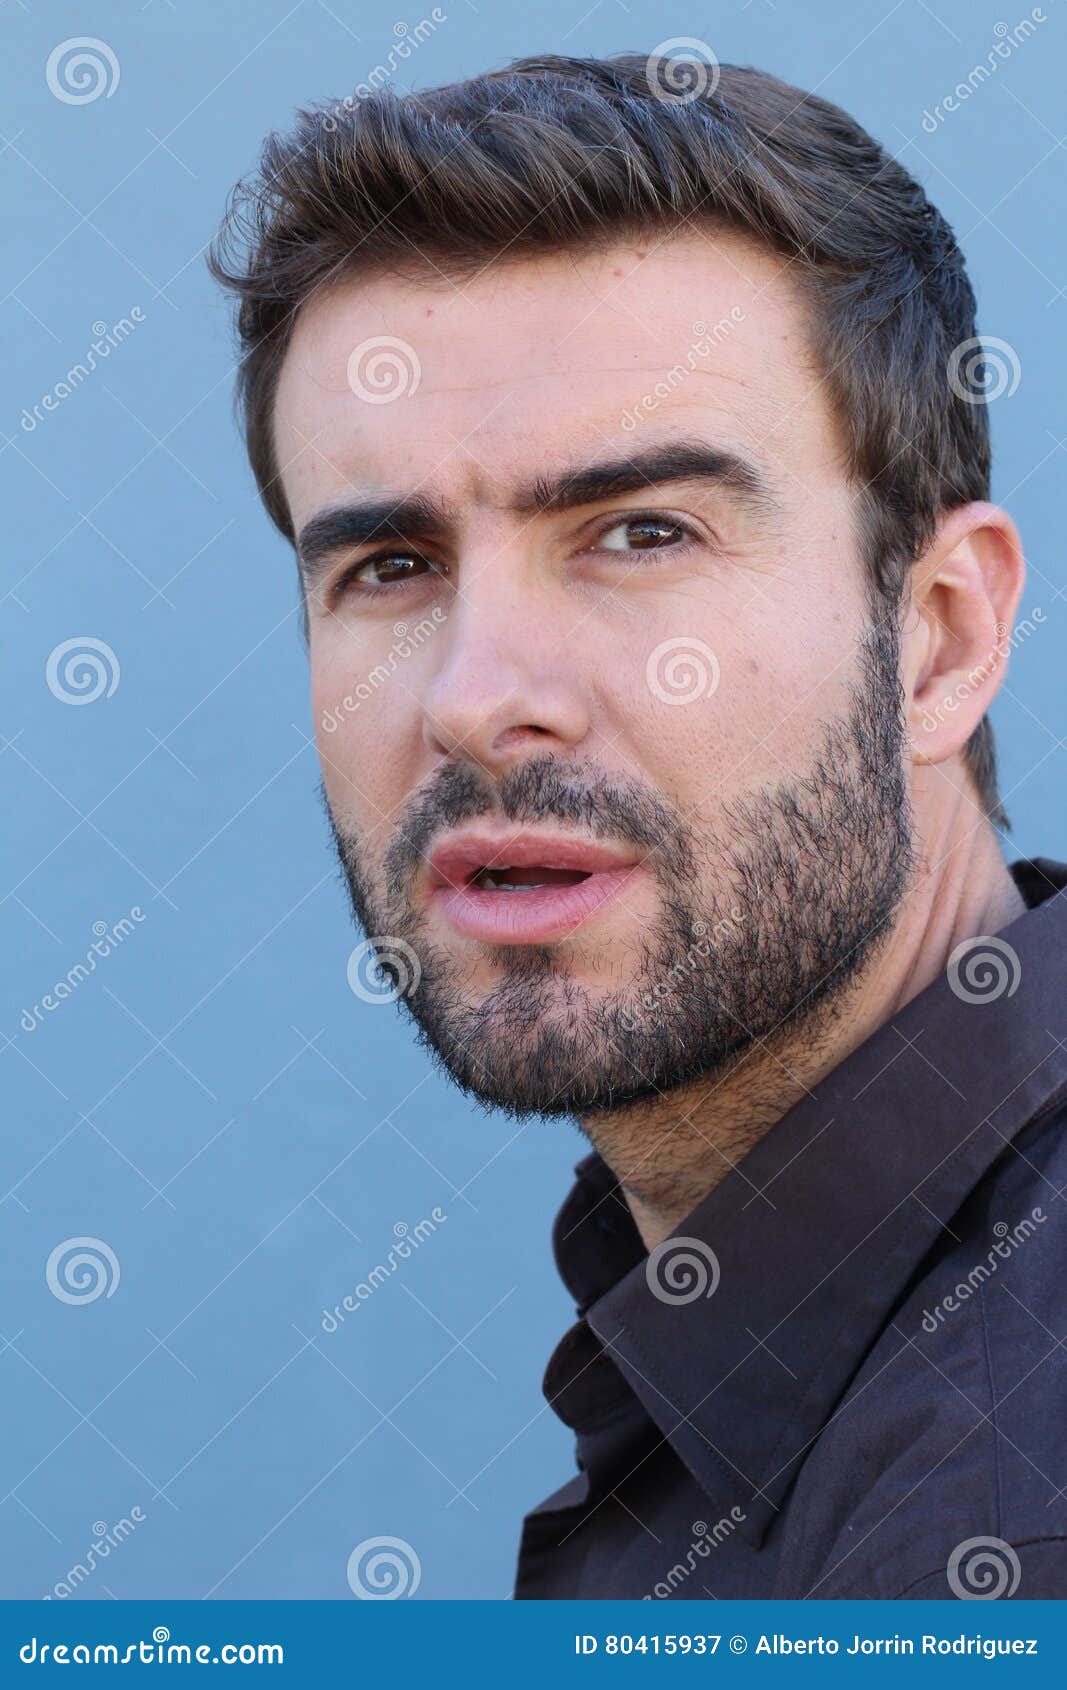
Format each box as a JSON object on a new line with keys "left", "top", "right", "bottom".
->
{"left": 424, "top": 826, "right": 641, "bottom": 892}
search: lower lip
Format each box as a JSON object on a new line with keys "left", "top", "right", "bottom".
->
{"left": 430, "top": 867, "right": 637, "bottom": 944}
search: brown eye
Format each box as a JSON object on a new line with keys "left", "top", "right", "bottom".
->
{"left": 598, "top": 516, "right": 690, "bottom": 552}
{"left": 351, "top": 553, "right": 432, "bottom": 587}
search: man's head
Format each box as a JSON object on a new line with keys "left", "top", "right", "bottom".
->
{"left": 211, "top": 54, "right": 1024, "bottom": 1117}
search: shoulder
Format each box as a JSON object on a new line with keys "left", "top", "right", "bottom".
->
{"left": 783, "top": 1100, "right": 1067, "bottom": 1598}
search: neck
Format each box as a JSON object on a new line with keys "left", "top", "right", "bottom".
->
{"left": 580, "top": 812, "right": 1026, "bottom": 1252}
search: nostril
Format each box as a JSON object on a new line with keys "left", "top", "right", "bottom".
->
{"left": 491, "top": 722, "right": 555, "bottom": 755}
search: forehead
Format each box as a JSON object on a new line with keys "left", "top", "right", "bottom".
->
{"left": 273, "top": 228, "right": 841, "bottom": 525}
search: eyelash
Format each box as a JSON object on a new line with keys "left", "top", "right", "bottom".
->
{"left": 328, "top": 510, "right": 705, "bottom": 603}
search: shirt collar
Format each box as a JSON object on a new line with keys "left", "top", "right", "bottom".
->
{"left": 545, "top": 857, "right": 1067, "bottom": 1547}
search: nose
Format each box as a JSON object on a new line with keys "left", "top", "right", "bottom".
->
{"left": 420, "top": 571, "right": 591, "bottom": 773}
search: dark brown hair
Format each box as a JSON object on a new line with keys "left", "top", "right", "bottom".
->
{"left": 209, "top": 51, "right": 1006, "bottom": 824}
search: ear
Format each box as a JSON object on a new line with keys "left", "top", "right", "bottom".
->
{"left": 901, "top": 502, "right": 1027, "bottom": 774}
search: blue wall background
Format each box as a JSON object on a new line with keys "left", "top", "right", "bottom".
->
{"left": 1, "top": 0, "right": 1064, "bottom": 1601}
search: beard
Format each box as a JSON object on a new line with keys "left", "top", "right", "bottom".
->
{"left": 325, "top": 615, "right": 916, "bottom": 1120}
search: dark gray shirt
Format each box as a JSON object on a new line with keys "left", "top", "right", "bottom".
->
{"left": 514, "top": 857, "right": 1067, "bottom": 1600}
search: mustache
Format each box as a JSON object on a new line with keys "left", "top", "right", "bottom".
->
{"left": 375, "top": 756, "right": 697, "bottom": 901}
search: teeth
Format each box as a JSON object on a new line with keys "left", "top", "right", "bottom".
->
{"left": 471, "top": 866, "right": 591, "bottom": 891}
{"left": 475, "top": 868, "right": 548, "bottom": 891}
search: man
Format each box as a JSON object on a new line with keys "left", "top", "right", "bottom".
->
{"left": 211, "top": 53, "right": 1067, "bottom": 1599}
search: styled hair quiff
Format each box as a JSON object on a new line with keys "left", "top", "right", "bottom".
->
{"left": 209, "top": 52, "right": 1005, "bottom": 824}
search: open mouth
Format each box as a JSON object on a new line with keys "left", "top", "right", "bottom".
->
{"left": 469, "top": 865, "right": 593, "bottom": 892}
{"left": 425, "top": 831, "right": 640, "bottom": 943}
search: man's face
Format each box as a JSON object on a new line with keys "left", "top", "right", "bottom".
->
{"left": 274, "top": 230, "right": 914, "bottom": 1116}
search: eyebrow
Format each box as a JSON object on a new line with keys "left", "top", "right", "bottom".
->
{"left": 295, "top": 440, "right": 778, "bottom": 584}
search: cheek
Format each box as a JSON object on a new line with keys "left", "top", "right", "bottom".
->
{"left": 603, "top": 608, "right": 861, "bottom": 806}
{"left": 734, "top": 642, "right": 862, "bottom": 784}
{"left": 310, "top": 656, "right": 414, "bottom": 822}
